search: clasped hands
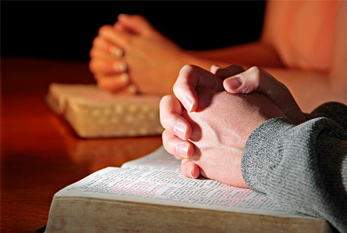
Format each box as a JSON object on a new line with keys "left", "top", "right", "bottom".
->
{"left": 89, "top": 14, "right": 185, "bottom": 95}
{"left": 160, "top": 64, "right": 306, "bottom": 188}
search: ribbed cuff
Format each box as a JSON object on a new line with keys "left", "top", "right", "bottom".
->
{"left": 241, "top": 118, "right": 295, "bottom": 193}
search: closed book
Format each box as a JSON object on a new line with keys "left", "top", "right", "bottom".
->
{"left": 46, "top": 83, "right": 163, "bottom": 138}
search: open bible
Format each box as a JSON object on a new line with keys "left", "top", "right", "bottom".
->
{"left": 45, "top": 147, "right": 330, "bottom": 233}
{"left": 46, "top": 83, "right": 163, "bottom": 138}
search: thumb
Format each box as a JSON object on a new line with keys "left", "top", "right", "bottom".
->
{"left": 210, "top": 64, "right": 245, "bottom": 80}
{"left": 223, "top": 66, "right": 306, "bottom": 124}
{"left": 223, "top": 66, "right": 284, "bottom": 95}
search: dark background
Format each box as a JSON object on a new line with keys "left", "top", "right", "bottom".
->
{"left": 1, "top": 1, "right": 266, "bottom": 61}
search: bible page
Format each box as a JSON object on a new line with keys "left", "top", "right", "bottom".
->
{"left": 121, "top": 146, "right": 181, "bottom": 171}
{"left": 56, "top": 167, "right": 312, "bottom": 219}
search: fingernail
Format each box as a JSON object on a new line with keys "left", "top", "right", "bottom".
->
{"left": 120, "top": 73, "right": 129, "bottom": 83}
{"left": 182, "top": 96, "right": 193, "bottom": 112}
{"left": 226, "top": 76, "right": 243, "bottom": 89}
{"left": 114, "top": 62, "right": 127, "bottom": 72}
{"left": 128, "top": 84, "right": 138, "bottom": 94}
{"left": 119, "top": 62, "right": 127, "bottom": 72}
{"left": 110, "top": 47, "right": 124, "bottom": 57}
{"left": 176, "top": 143, "right": 188, "bottom": 158}
{"left": 174, "top": 122, "right": 187, "bottom": 139}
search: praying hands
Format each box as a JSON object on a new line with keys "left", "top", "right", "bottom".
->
{"left": 160, "top": 65, "right": 305, "bottom": 187}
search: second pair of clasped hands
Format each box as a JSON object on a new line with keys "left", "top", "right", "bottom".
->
{"left": 89, "top": 14, "right": 185, "bottom": 95}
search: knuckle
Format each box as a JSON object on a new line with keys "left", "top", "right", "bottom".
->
{"left": 89, "top": 48, "right": 96, "bottom": 58}
{"left": 97, "top": 82, "right": 109, "bottom": 91}
{"left": 89, "top": 59, "right": 104, "bottom": 73}
{"left": 249, "top": 66, "right": 261, "bottom": 76}
{"left": 160, "top": 116, "right": 170, "bottom": 129}
{"left": 98, "top": 25, "right": 112, "bottom": 35}
{"left": 92, "top": 37, "right": 100, "bottom": 47}
{"left": 159, "top": 95, "right": 171, "bottom": 108}
{"left": 173, "top": 83, "right": 185, "bottom": 99}
{"left": 162, "top": 130, "right": 173, "bottom": 143}
{"left": 248, "top": 66, "right": 264, "bottom": 83}
{"left": 173, "top": 78, "right": 184, "bottom": 92}
{"left": 88, "top": 60, "right": 96, "bottom": 72}
{"left": 178, "top": 64, "right": 193, "bottom": 76}
{"left": 172, "top": 81, "right": 180, "bottom": 93}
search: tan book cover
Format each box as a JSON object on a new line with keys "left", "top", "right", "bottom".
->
{"left": 46, "top": 83, "right": 163, "bottom": 138}
{"left": 44, "top": 147, "right": 331, "bottom": 233}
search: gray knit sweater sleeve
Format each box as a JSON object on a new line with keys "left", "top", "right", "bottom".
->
{"left": 241, "top": 102, "right": 347, "bottom": 233}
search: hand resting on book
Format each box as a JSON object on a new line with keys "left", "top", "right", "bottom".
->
{"left": 160, "top": 65, "right": 304, "bottom": 187}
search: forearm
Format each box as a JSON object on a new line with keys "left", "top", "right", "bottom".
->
{"left": 186, "top": 42, "right": 285, "bottom": 68}
{"left": 186, "top": 44, "right": 346, "bottom": 112}
{"left": 261, "top": 68, "right": 347, "bottom": 112}
{"left": 241, "top": 103, "right": 347, "bottom": 232}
